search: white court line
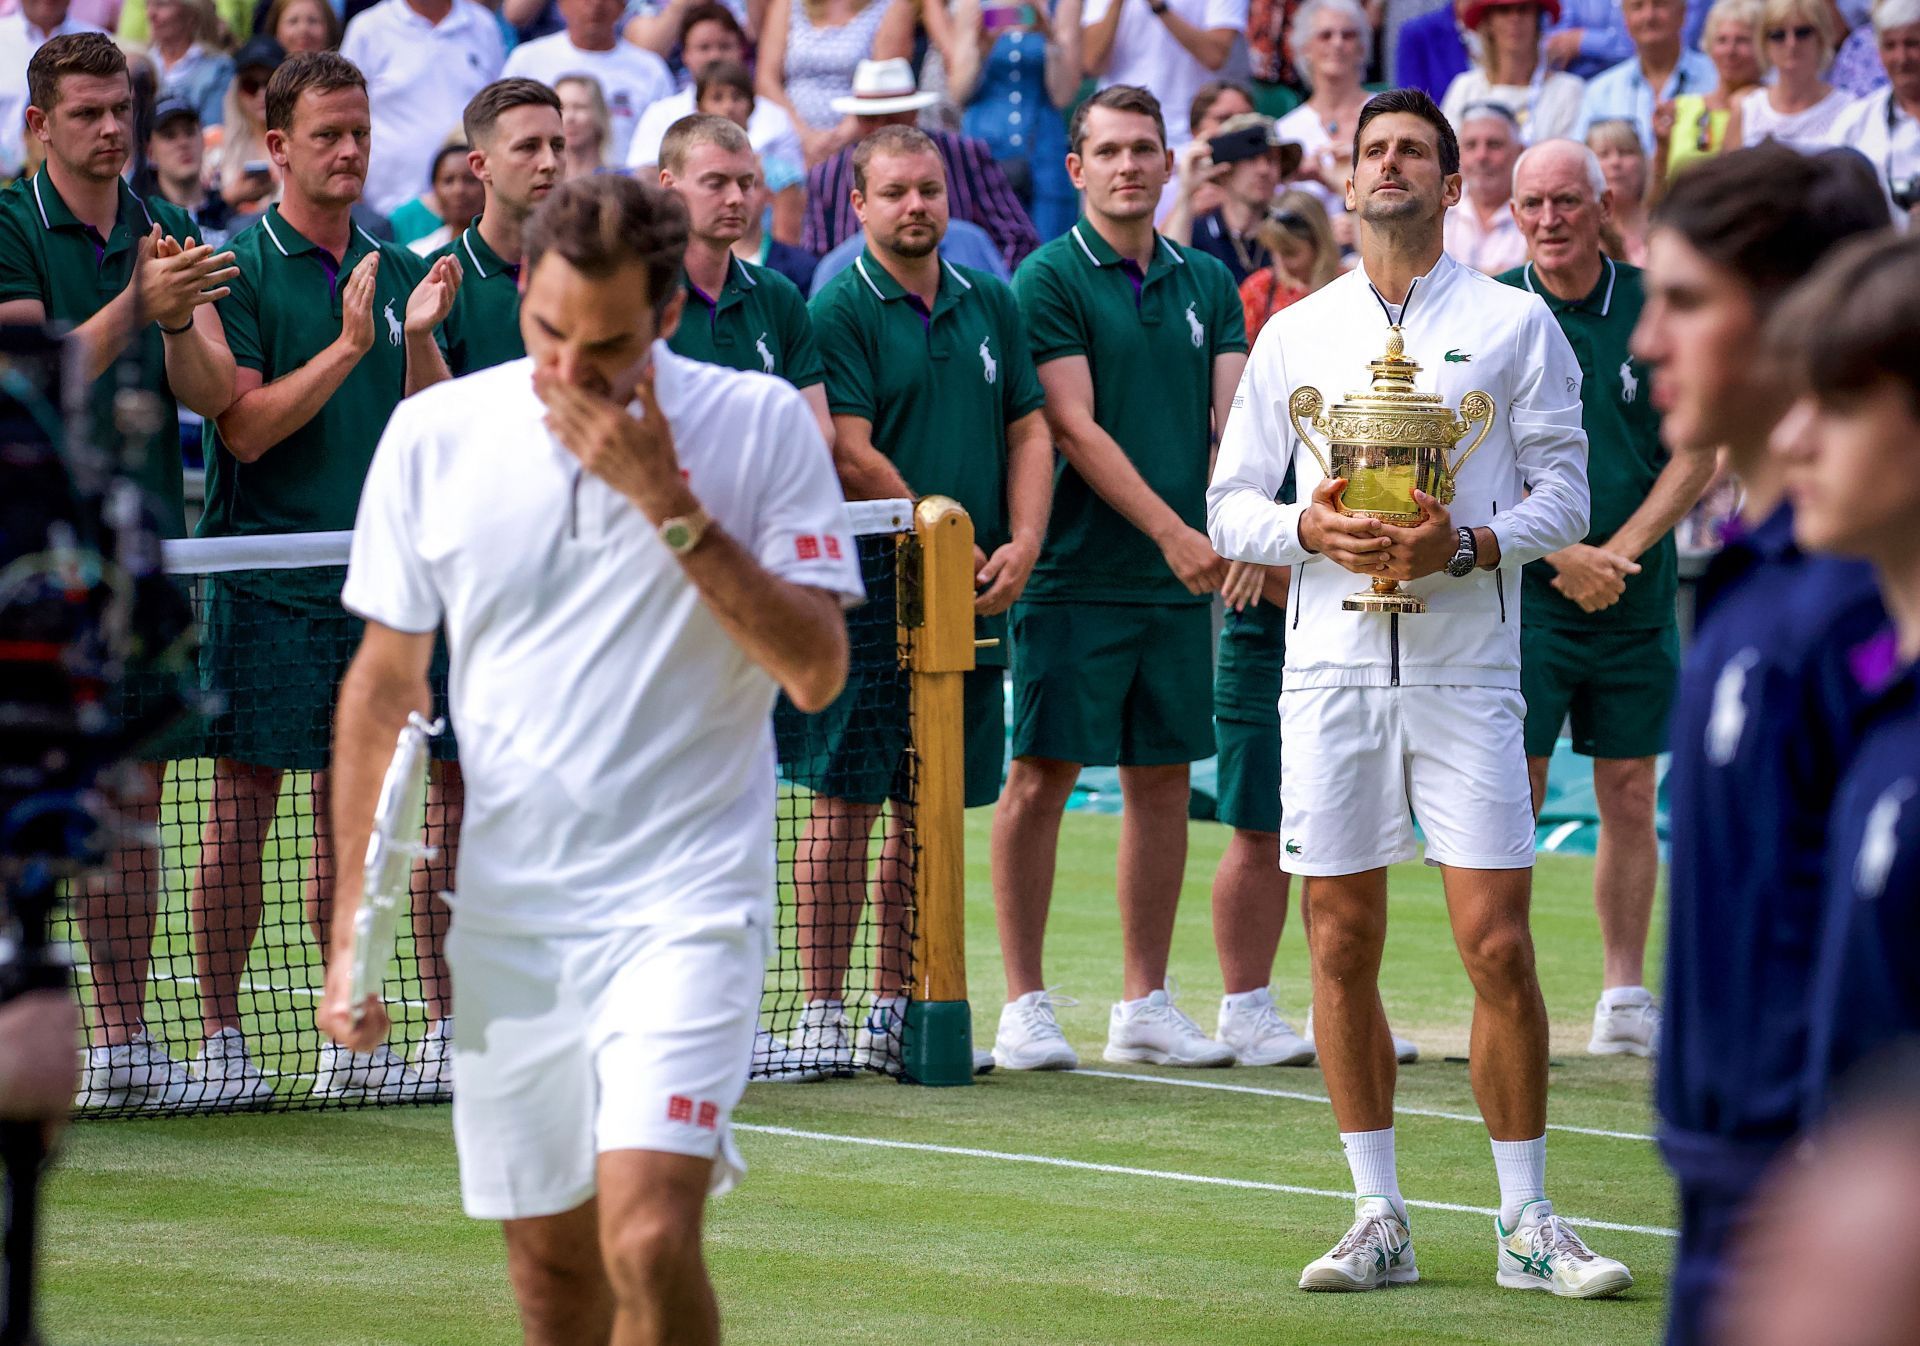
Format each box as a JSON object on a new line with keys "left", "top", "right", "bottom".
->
{"left": 1068, "top": 1069, "right": 1658, "bottom": 1144}
{"left": 735, "top": 1124, "right": 1678, "bottom": 1239}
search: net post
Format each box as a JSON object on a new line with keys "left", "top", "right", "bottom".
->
{"left": 901, "top": 495, "right": 973, "bottom": 1087}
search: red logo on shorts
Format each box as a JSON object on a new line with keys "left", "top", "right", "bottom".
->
{"left": 696, "top": 1101, "right": 719, "bottom": 1130}
{"left": 824, "top": 536, "right": 842, "bottom": 560}
{"left": 667, "top": 1095, "right": 694, "bottom": 1124}
{"left": 795, "top": 535, "right": 821, "bottom": 560}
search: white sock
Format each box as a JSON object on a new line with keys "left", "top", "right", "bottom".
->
{"left": 1221, "top": 987, "right": 1272, "bottom": 1013}
{"left": 1599, "top": 985, "right": 1653, "bottom": 1011}
{"left": 1118, "top": 989, "right": 1163, "bottom": 1017}
{"left": 1341, "top": 1127, "right": 1404, "bottom": 1217}
{"left": 1490, "top": 1135, "right": 1547, "bottom": 1228}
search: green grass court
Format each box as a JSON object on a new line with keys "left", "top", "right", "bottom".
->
{"left": 48, "top": 808, "right": 1672, "bottom": 1345}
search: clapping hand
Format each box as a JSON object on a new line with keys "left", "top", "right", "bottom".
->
{"left": 136, "top": 226, "right": 238, "bottom": 329}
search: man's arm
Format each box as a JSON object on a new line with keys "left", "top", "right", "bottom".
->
{"left": 1150, "top": 9, "right": 1236, "bottom": 70}
{"left": 800, "top": 383, "right": 837, "bottom": 454}
{"left": 402, "top": 255, "right": 461, "bottom": 396}
{"left": 1546, "top": 443, "right": 1716, "bottom": 612}
{"left": 829, "top": 414, "right": 915, "bottom": 500}
{"left": 1485, "top": 309, "right": 1592, "bottom": 566}
{"left": 1081, "top": 0, "right": 1126, "bottom": 76}
{"left": 975, "top": 407, "right": 1053, "bottom": 614}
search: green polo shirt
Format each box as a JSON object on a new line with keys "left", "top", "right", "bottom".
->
{"left": 812, "top": 250, "right": 1045, "bottom": 666}
{"left": 1498, "top": 259, "right": 1673, "bottom": 630}
{"left": 669, "top": 254, "right": 823, "bottom": 388}
{"left": 1012, "top": 219, "right": 1247, "bottom": 606}
{"left": 432, "top": 221, "right": 525, "bottom": 375}
{"left": 0, "top": 171, "right": 198, "bottom": 538}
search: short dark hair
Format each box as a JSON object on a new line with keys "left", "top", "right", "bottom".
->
{"left": 27, "top": 32, "right": 128, "bottom": 114}
{"left": 1769, "top": 231, "right": 1920, "bottom": 415}
{"left": 1654, "top": 144, "right": 1890, "bottom": 312}
{"left": 1352, "top": 87, "right": 1459, "bottom": 176}
{"left": 1188, "top": 79, "right": 1252, "bottom": 141}
{"left": 524, "top": 175, "right": 688, "bottom": 315}
{"left": 851, "top": 124, "right": 941, "bottom": 193}
{"left": 265, "top": 51, "right": 365, "bottom": 134}
{"left": 429, "top": 140, "right": 470, "bottom": 185}
{"left": 679, "top": 1, "right": 745, "bottom": 48}
{"left": 659, "top": 111, "right": 752, "bottom": 175}
{"left": 694, "top": 59, "right": 753, "bottom": 108}
{"left": 1068, "top": 84, "right": 1166, "bottom": 157}
{"left": 464, "top": 77, "right": 561, "bottom": 147}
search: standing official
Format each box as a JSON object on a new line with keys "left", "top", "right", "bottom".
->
{"left": 1210, "top": 88, "right": 1630, "bottom": 1297}
{"left": 994, "top": 86, "right": 1247, "bottom": 1073}
{"left": 1499, "top": 138, "right": 1714, "bottom": 1057}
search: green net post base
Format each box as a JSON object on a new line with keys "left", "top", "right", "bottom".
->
{"left": 903, "top": 1000, "right": 974, "bottom": 1087}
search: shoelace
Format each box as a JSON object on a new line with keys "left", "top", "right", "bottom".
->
{"left": 1528, "top": 1213, "right": 1595, "bottom": 1264}
{"left": 1155, "top": 978, "right": 1213, "bottom": 1041}
{"left": 1016, "top": 987, "right": 1079, "bottom": 1038}
{"left": 1332, "top": 1212, "right": 1401, "bottom": 1260}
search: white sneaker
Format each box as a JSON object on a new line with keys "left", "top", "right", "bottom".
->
{"left": 185, "top": 1028, "right": 277, "bottom": 1111}
{"left": 854, "top": 1000, "right": 906, "bottom": 1074}
{"left": 1299, "top": 1196, "right": 1419, "bottom": 1291}
{"left": 77, "top": 1030, "right": 196, "bottom": 1111}
{"left": 1217, "top": 990, "right": 1315, "bottom": 1066}
{"left": 1495, "top": 1199, "right": 1634, "bottom": 1298}
{"left": 973, "top": 1049, "right": 995, "bottom": 1075}
{"left": 795, "top": 1001, "right": 854, "bottom": 1076}
{"left": 410, "top": 1018, "right": 454, "bottom": 1100}
{"left": 313, "top": 1040, "right": 427, "bottom": 1102}
{"left": 1104, "top": 987, "right": 1234, "bottom": 1068}
{"left": 993, "top": 988, "right": 1080, "bottom": 1071}
{"left": 1304, "top": 1007, "right": 1421, "bottom": 1064}
{"left": 752, "top": 1028, "right": 827, "bottom": 1083}
{"left": 1588, "top": 991, "right": 1660, "bottom": 1058}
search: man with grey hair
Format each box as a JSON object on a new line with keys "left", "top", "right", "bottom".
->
{"left": 1444, "top": 101, "right": 1527, "bottom": 273}
{"left": 1825, "top": 0, "right": 1920, "bottom": 225}
{"left": 1498, "top": 138, "right": 1714, "bottom": 1059}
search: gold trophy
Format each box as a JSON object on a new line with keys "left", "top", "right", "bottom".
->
{"left": 1288, "top": 327, "right": 1497, "bottom": 614}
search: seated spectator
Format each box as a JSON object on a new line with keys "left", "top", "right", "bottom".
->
{"left": 502, "top": 0, "right": 674, "bottom": 163}
{"left": 145, "top": 0, "right": 235, "bottom": 128}
{"left": 0, "top": 0, "right": 102, "bottom": 180}
{"left": 1082, "top": 0, "right": 1246, "bottom": 149}
{"left": 1651, "top": 0, "right": 1761, "bottom": 188}
{"left": 809, "top": 213, "right": 1009, "bottom": 293}
{"left": 757, "top": 0, "right": 896, "bottom": 163}
{"left": 119, "top": 0, "right": 251, "bottom": 46}
{"left": 621, "top": 0, "right": 752, "bottom": 57}
{"left": 1586, "top": 116, "right": 1650, "bottom": 260}
{"left": 1442, "top": 0, "right": 1586, "bottom": 141}
{"left": 735, "top": 169, "right": 819, "bottom": 291}
{"left": 556, "top": 71, "right": 613, "bottom": 175}
{"left": 625, "top": 4, "right": 805, "bottom": 171}
{"left": 1396, "top": 0, "right": 1471, "bottom": 101}
{"left": 1727, "top": 0, "right": 1851, "bottom": 148}
{"left": 696, "top": 61, "right": 805, "bottom": 242}
{"left": 137, "top": 92, "right": 236, "bottom": 241}
{"left": 263, "top": 0, "right": 342, "bottom": 52}
{"left": 1831, "top": 0, "right": 1889, "bottom": 94}
{"left": 1544, "top": 0, "right": 1710, "bottom": 79}
{"left": 1444, "top": 99, "right": 1528, "bottom": 271}
{"left": 1824, "top": 0, "right": 1920, "bottom": 226}
{"left": 1238, "top": 187, "right": 1339, "bottom": 339}
{"left": 212, "top": 34, "right": 282, "bottom": 216}
{"left": 1246, "top": 0, "right": 1308, "bottom": 115}
{"left": 947, "top": 0, "right": 1082, "bottom": 243}
{"left": 1276, "top": 0, "right": 1379, "bottom": 214}
{"left": 1166, "top": 113, "right": 1302, "bottom": 286}
{"left": 802, "top": 58, "right": 1037, "bottom": 268}
{"left": 1576, "top": 0, "right": 1718, "bottom": 149}
{"left": 407, "top": 140, "right": 483, "bottom": 252}
{"left": 1163, "top": 77, "right": 1254, "bottom": 225}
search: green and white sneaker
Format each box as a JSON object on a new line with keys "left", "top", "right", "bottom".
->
{"left": 1495, "top": 1199, "right": 1633, "bottom": 1298}
{"left": 1299, "top": 1197, "right": 1418, "bottom": 1291}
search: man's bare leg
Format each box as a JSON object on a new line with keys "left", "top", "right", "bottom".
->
{"left": 1591, "top": 756, "right": 1659, "bottom": 992}
{"left": 872, "top": 809, "right": 914, "bottom": 1000}
{"left": 77, "top": 762, "right": 167, "bottom": 1044}
{"left": 1302, "top": 869, "right": 1395, "bottom": 1131}
{"left": 412, "top": 760, "right": 463, "bottom": 1024}
{"left": 792, "top": 796, "right": 884, "bottom": 1005}
{"left": 991, "top": 755, "right": 1079, "bottom": 998}
{"left": 1439, "top": 865, "right": 1548, "bottom": 1141}
{"left": 503, "top": 1197, "right": 615, "bottom": 1346}
{"left": 189, "top": 759, "right": 280, "bottom": 1036}
{"left": 598, "top": 1149, "right": 720, "bottom": 1346}
{"left": 1212, "top": 828, "right": 1290, "bottom": 996}
{"left": 303, "top": 769, "right": 336, "bottom": 959}
{"left": 1115, "top": 763, "right": 1191, "bottom": 1001}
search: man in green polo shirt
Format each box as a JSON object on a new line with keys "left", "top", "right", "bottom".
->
{"left": 794, "top": 124, "right": 1051, "bottom": 1073}
{"left": 0, "top": 32, "right": 240, "bottom": 1112}
{"left": 191, "top": 50, "right": 461, "bottom": 1107}
{"left": 658, "top": 113, "right": 830, "bottom": 447}
{"left": 995, "top": 85, "right": 1250, "bottom": 1072}
{"left": 1500, "top": 138, "right": 1715, "bottom": 1058}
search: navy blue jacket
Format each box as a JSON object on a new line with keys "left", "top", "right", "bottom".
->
{"left": 1393, "top": 8, "right": 1469, "bottom": 102}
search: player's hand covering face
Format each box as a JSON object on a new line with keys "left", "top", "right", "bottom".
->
{"left": 1347, "top": 111, "right": 1458, "bottom": 228}
{"left": 520, "top": 251, "right": 680, "bottom": 403}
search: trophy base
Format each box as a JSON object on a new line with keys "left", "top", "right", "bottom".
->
{"left": 1343, "top": 588, "right": 1427, "bottom": 614}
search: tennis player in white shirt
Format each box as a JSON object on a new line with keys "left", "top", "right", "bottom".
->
{"left": 1209, "top": 87, "right": 1634, "bottom": 1299}
{"left": 317, "top": 175, "right": 862, "bottom": 1346}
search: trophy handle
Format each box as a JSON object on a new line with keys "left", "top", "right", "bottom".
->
{"left": 1287, "top": 387, "right": 1334, "bottom": 478}
{"left": 1450, "top": 390, "right": 1497, "bottom": 477}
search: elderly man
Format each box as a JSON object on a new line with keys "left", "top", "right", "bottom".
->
{"left": 1497, "top": 138, "right": 1714, "bottom": 1060}
{"left": 1575, "top": 0, "right": 1718, "bottom": 149}
{"left": 1445, "top": 100, "right": 1526, "bottom": 273}
{"left": 1826, "top": 0, "right": 1920, "bottom": 226}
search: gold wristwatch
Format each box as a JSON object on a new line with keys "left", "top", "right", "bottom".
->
{"left": 658, "top": 506, "right": 713, "bottom": 557}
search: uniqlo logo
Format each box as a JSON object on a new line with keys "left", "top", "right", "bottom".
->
{"left": 824, "top": 536, "right": 843, "bottom": 560}
{"left": 696, "top": 1101, "right": 719, "bottom": 1130}
{"left": 795, "top": 535, "right": 821, "bottom": 560}
{"left": 666, "top": 1095, "right": 694, "bottom": 1124}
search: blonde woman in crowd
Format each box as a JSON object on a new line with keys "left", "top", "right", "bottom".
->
{"left": 212, "top": 35, "right": 283, "bottom": 216}
{"left": 1440, "top": 0, "right": 1586, "bottom": 142}
{"left": 1727, "top": 0, "right": 1851, "bottom": 148}
{"left": 1586, "top": 117, "right": 1651, "bottom": 262}
{"left": 1652, "top": 0, "right": 1763, "bottom": 189}
{"left": 556, "top": 74, "right": 614, "bottom": 179}
{"left": 1237, "top": 189, "right": 1340, "bottom": 341}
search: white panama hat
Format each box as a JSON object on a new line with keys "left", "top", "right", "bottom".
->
{"left": 829, "top": 58, "right": 941, "bottom": 116}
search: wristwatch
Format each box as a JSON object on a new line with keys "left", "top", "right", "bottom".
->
{"left": 658, "top": 506, "right": 713, "bottom": 557}
{"left": 1444, "top": 526, "right": 1479, "bottom": 578}
{"left": 1148, "top": 0, "right": 1169, "bottom": 14}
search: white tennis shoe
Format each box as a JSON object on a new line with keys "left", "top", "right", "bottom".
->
{"left": 993, "top": 988, "right": 1079, "bottom": 1071}
{"left": 1495, "top": 1199, "right": 1634, "bottom": 1298}
{"left": 1104, "top": 987, "right": 1234, "bottom": 1068}
{"left": 185, "top": 1028, "right": 277, "bottom": 1111}
{"left": 854, "top": 1000, "right": 906, "bottom": 1074}
{"left": 313, "top": 1041, "right": 427, "bottom": 1102}
{"left": 1304, "top": 1007, "right": 1422, "bottom": 1064}
{"left": 1299, "top": 1197, "right": 1419, "bottom": 1291}
{"left": 752, "top": 1029, "right": 828, "bottom": 1083}
{"left": 410, "top": 1018, "right": 454, "bottom": 1100}
{"left": 1216, "top": 990, "right": 1315, "bottom": 1066}
{"left": 77, "top": 1031, "right": 196, "bottom": 1111}
{"left": 1588, "top": 992, "right": 1661, "bottom": 1058}
{"left": 795, "top": 1001, "right": 855, "bottom": 1076}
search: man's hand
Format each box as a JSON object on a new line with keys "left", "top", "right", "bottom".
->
{"left": 405, "top": 254, "right": 463, "bottom": 335}
{"left": 1547, "top": 542, "right": 1640, "bottom": 612}
{"left": 1298, "top": 476, "right": 1393, "bottom": 575}
{"left": 975, "top": 537, "right": 1039, "bottom": 615}
{"left": 1377, "top": 489, "right": 1457, "bottom": 581}
{"left": 1544, "top": 27, "right": 1583, "bottom": 69}
{"left": 1157, "top": 523, "right": 1228, "bottom": 595}
{"left": 337, "top": 251, "right": 380, "bottom": 359}
{"left": 135, "top": 225, "right": 239, "bottom": 329}
{"left": 1174, "top": 138, "right": 1228, "bottom": 198}
{"left": 316, "top": 957, "right": 391, "bottom": 1054}
{"left": 0, "top": 990, "right": 80, "bottom": 1126}
{"left": 536, "top": 363, "right": 692, "bottom": 523}
{"left": 1221, "top": 560, "right": 1269, "bottom": 611}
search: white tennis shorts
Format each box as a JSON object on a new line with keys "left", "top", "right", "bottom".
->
{"left": 1278, "top": 684, "right": 1535, "bottom": 877}
{"left": 446, "top": 909, "right": 769, "bottom": 1221}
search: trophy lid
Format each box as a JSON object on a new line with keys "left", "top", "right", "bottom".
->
{"left": 1322, "top": 326, "right": 1468, "bottom": 450}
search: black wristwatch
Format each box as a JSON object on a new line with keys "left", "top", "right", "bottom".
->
{"left": 1148, "top": 0, "right": 1169, "bottom": 14}
{"left": 1444, "top": 526, "right": 1479, "bottom": 578}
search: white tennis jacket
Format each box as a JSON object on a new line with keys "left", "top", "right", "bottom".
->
{"left": 1208, "top": 253, "right": 1590, "bottom": 691}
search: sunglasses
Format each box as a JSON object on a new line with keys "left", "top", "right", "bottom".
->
{"left": 1765, "top": 24, "right": 1817, "bottom": 43}
{"left": 1269, "top": 210, "right": 1315, "bottom": 239}
{"left": 239, "top": 74, "right": 269, "bottom": 94}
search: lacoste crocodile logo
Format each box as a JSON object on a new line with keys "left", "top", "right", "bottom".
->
{"left": 1284, "top": 839, "right": 1302, "bottom": 856}
{"left": 1444, "top": 348, "right": 1472, "bottom": 363}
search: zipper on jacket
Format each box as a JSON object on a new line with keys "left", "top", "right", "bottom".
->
{"left": 1291, "top": 563, "right": 1303, "bottom": 630}
{"left": 1389, "top": 613, "right": 1401, "bottom": 686}
{"left": 569, "top": 468, "right": 583, "bottom": 539}
{"left": 1492, "top": 500, "right": 1506, "bottom": 622}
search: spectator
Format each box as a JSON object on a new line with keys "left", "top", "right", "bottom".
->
{"left": 1441, "top": 0, "right": 1586, "bottom": 141}
{"left": 340, "top": 0, "right": 506, "bottom": 215}
{"left": 1167, "top": 113, "right": 1304, "bottom": 285}
{"left": 1727, "top": 0, "right": 1851, "bottom": 148}
{"left": 1395, "top": 0, "right": 1470, "bottom": 100}
{"left": 556, "top": 71, "right": 613, "bottom": 175}
{"left": 946, "top": 0, "right": 1083, "bottom": 243}
{"left": 264, "top": 0, "right": 343, "bottom": 53}
{"left": 809, "top": 212, "right": 1010, "bottom": 288}
{"left": 1576, "top": 0, "right": 1718, "bottom": 149}
{"left": 1587, "top": 116, "right": 1652, "bottom": 260}
{"left": 1247, "top": 0, "right": 1308, "bottom": 114}
{"left": 502, "top": 0, "right": 674, "bottom": 163}
{"left": 214, "top": 34, "right": 282, "bottom": 216}
{"left": 0, "top": 0, "right": 102, "bottom": 181}
{"left": 407, "top": 141, "right": 483, "bottom": 253}
{"left": 1545, "top": 0, "right": 1711, "bottom": 79}
{"left": 145, "top": 0, "right": 235, "bottom": 128}
{"left": 140, "top": 93, "right": 236, "bottom": 241}
{"left": 1162, "top": 77, "right": 1254, "bottom": 226}
{"left": 735, "top": 168, "right": 819, "bottom": 290}
{"left": 802, "top": 58, "right": 1037, "bottom": 268}
{"left": 1444, "top": 98, "right": 1527, "bottom": 271}
{"left": 1824, "top": 0, "right": 1920, "bottom": 225}
{"left": 1832, "top": 0, "right": 1889, "bottom": 94}
{"left": 1276, "top": 0, "right": 1377, "bottom": 211}
{"left": 621, "top": 0, "right": 753, "bottom": 55}
{"left": 1652, "top": 0, "right": 1762, "bottom": 189}
{"left": 118, "top": 0, "right": 251, "bottom": 47}
{"left": 625, "top": 4, "right": 805, "bottom": 173}
{"left": 695, "top": 61, "right": 804, "bottom": 241}
{"left": 1082, "top": 0, "right": 1246, "bottom": 149}
{"left": 1238, "top": 187, "right": 1338, "bottom": 338}
{"left": 756, "top": 0, "right": 895, "bottom": 163}
{"left": 1500, "top": 137, "right": 1714, "bottom": 1069}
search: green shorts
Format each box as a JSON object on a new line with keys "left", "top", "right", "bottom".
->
{"left": 1009, "top": 601, "right": 1214, "bottom": 767}
{"left": 1214, "top": 715, "right": 1280, "bottom": 834}
{"left": 774, "top": 666, "right": 1005, "bottom": 809}
{"left": 1521, "top": 621, "right": 1681, "bottom": 760}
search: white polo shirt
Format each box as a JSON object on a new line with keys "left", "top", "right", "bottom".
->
{"left": 342, "top": 345, "right": 865, "bottom": 934}
{"left": 341, "top": 0, "right": 505, "bottom": 215}
{"left": 1826, "top": 90, "right": 1920, "bottom": 228}
{"left": 1082, "top": 0, "right": 1249, "bottom": 147}
{"left": 502, "top": 31, "right": 675, "bottom": 167}
{"left": 623, "top": 85, "right": 803, "bottom": 172}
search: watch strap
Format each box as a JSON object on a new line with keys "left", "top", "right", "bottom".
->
{"left": 659, "top": 505, "right": 713, "bottom": 556}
